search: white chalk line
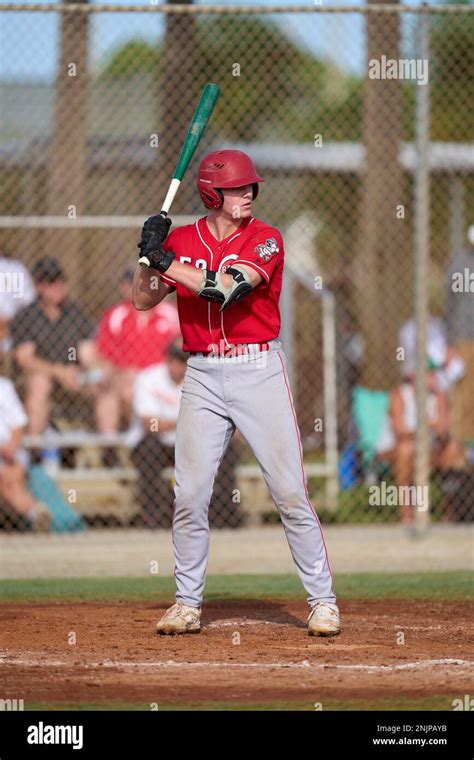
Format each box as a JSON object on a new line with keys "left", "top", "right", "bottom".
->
{"left": 391, "top": 625, "right": 472, "bottom": 631}
{"left": 205, "top": 620, "right": 470, "bottom": 633}
{"left": 206, "top": 619, "right": 275, "bottom": 629}
{"left": 0, "top": 653, "right": 472, "bottom": 673}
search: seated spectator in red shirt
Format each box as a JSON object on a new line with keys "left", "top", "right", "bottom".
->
{"left": 11, "top": 258, "right": 96, "bottom": 436}
{"left": 94, "top": 267, "right": 180, "bottom": 435}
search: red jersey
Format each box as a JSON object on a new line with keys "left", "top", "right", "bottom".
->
{"left": 160, "top": 215, "right": 284, "bottom": 352}
{"left": 96, "top": 300, "right": 180, "bottom": 369}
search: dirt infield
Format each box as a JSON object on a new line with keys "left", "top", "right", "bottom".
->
{"left": 1, "top": 599, "right": 473, "bottom": 709}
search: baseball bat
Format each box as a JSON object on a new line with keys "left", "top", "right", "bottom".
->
{"left": 138, "top": 82, "right": 221, "bottom": 267}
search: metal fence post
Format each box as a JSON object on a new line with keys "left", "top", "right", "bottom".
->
{"left": 413, "top": 6, "right": 431, "bottom": 533}
{"left": 322, "top": 289, "right": 339, "bottom": 513}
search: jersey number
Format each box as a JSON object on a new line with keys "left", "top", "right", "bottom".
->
{"left": 179, "top": 255, "right": 238, "bottom": 272}
{"left": 179, "top": 256, "right": 207, "bottom": 269}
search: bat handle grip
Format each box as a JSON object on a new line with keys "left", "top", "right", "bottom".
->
{"left": 138, "top": 209, "right": 170, "bottom": 267}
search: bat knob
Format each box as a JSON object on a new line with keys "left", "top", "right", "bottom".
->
{"left": 138, "top": 256, "right": 150, "bottom": 267}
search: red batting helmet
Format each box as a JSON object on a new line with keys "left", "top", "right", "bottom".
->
{"left": 197, "top": 150, "right": 265, "bottom": 210}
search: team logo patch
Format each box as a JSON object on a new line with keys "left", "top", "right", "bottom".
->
{"left": 255, "top": 237, "right": 279, "bottom": 263}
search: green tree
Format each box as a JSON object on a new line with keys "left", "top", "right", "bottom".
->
{"left": 429, "top": 0, "right": 474, "bottom": 141}
{"left": 101, "top": 40, "right": 162, "bottom": 79}
{"left": 100, "top": 17, "right": 362, "bottom": 142}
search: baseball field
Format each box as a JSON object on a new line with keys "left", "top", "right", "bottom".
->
{"left": 1, "top": 4, "right": 473, "bottom": 752}
{"left": 1, "top": 571, "right": 472, "bottom": 712}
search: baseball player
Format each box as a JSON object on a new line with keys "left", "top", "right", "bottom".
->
{"left": 132, "top": 150, "right": 340, "bottom": 637}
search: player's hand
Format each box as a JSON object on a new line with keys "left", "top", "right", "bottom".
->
{"left": 139, "top": 238, "right": 176, "bottom": 273}
{"left": 138, "top": 214, "right": 172, "bottom": 252}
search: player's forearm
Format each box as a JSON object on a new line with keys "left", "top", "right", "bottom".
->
{"left": 132, "top": 266, "right": 169, "bottom": 310}
{"left": 166, "top": 260, "right": 231, "bottom": 293}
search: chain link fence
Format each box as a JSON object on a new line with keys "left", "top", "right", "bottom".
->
{"left": 0, "top": 2, "right": 473, "bottom": 535}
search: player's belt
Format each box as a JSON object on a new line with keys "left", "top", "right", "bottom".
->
{"left": 190, "top": 342, "right": 270, "bottom": 357}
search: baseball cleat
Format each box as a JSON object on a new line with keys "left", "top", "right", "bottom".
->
{"left": 308, "top": 602, "right": 341, "bottom": 637}
{"left": 156, "top": 602, "right": 201, "bottom": 635}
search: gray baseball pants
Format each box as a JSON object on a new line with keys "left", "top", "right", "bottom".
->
{"left": 171, "top": 339, "right": 336, "bottom": 608}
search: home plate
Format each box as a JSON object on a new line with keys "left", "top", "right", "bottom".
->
{"left": 205, "top": 619, "right": 280, "bottom": 629}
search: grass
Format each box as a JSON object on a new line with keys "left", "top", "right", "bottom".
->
{"left": 26, "top": 695, "right": 459, "bottom": 711}
{"left": 1, "top": 571, "right": 472, "bottom": 602}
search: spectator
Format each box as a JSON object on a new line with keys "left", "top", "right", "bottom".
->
{"left": 376, "top": 364, "right": 465, "bottom": 524}
{"left": 0, "top": 364, "right": 50, "bottom": 531}
{"left": 94, "top": 267, "right": 180, "bottom": 435}
{"left": 0, "top": 249, "right": 36, "bottom": 353}
{"left": 445, "top": 224, "right": 474, "bottom": 442}
{"left": 11, "top": 257, "right": 96, "bottom": 435}
{"left": 399, "top": 273, "right": 465, "bottom": 394}
{"left": 398, "top": 316, "right": 464, "bottom": 395}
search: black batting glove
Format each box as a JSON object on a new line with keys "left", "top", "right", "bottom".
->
{"left": 139, "top": 238, "right": 176, "bottom": 273}
{"left": 139, "top": 214, "right": 172, "bottom": 250}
